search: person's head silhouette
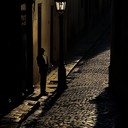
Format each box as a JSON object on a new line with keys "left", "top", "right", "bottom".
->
{"left": 40, "top": 48, "right": 45, "bottom": 55}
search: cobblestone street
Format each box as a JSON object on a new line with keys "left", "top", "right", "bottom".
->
{"left": 19, "top": 26, "right": 114, "bottom": 128}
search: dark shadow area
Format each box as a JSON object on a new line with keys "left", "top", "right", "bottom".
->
{"left": 89, "top": 89, "right": 115, "bottom": 128}
{"left": 0, "top": 98, "right": 24, "bottom": 119}
{"left": 84, "top": 29, "right": 111, "bottom": 62}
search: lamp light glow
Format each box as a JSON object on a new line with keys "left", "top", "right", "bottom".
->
{"left": 55, "top": 0, "right": 67, "bottom": 14}
{"left": 56, "top": 2, "right": 66, "bottom": 11}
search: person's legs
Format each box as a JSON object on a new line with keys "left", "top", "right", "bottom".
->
{"left": 40, "top": 73, "right": 48, "bottom": 96}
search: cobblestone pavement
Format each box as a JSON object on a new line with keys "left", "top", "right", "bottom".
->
{"left": 19, "top": 26, "right": 114, "bottom": 128}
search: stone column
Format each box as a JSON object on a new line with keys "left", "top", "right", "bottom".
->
{"left": 109, "top": 0, "right": 128, "bottom": 127}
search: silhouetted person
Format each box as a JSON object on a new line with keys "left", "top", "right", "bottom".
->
{"left": 37, "top": 48, "right": 48, "bottom": 96}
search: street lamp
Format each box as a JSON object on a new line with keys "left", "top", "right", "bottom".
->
{"left": 54, "top": 0, "right": 67, "bottom": 92}
{"left": 55, "top": 0, "right": 66, "bottom": 14}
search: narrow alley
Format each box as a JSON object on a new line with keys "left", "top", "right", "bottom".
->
{"left": 19, "top": 24, "right": 113, "bottom": 128}
{"left": 1, "top": 0, "right": 128, "bottom": 127}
